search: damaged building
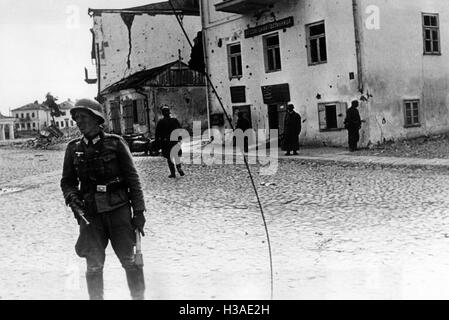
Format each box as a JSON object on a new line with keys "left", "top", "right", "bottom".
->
{"left": 88, "top": 0, "right": 208, "bottom": 137}
{"left": 201, "top": 0, "right": 449, "bottom": 147}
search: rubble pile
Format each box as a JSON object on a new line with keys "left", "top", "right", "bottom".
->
{"left": 11, "top": 127, "right": 81, "bottom": 151}
{"left": 360, "top": 132, "right": 449, "bottom": 159}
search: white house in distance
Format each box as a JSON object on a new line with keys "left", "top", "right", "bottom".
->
{"left": 87, "top": 0, "right": 207, "bottom": 136}
{"left": 200, "top": 0, "right": 449, "bottom": 147}
{"left": 12, "top": 102, "right": 50, "bottom": 132}
{"left": 11, "top": 99, "right": 76, "bottom": 132}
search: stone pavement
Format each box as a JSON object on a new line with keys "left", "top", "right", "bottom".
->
{"left": 183, "top": 139, "right": 449, "bottom": 169}
{"left": 2, "top": 146, "right": 449, "bottom": 300}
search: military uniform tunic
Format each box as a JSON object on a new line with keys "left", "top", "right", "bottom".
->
{"left": 61, "top": 131, "right": 146, "bottom": 273}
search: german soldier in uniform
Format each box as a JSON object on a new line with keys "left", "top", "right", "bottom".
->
{"left": 60, "top": 99, "right": 147, "bottom": 300}
{"left": 155, "top": 105, "right": 185, "bottom": 178}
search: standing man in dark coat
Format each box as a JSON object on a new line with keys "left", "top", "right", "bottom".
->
{"left": 283, "top": 104, "right": 302, "bottom": 156}
{"left": 155, "top": 105, "right": 185, "bottom": 178}
{"left": 344, "top": 100, "right": 362, "bottom": 152}
{"left": 60, "top": 99, "right": 147, "bottom": 300}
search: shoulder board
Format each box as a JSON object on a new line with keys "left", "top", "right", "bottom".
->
{"left": 103, "top": 133, "right": 123, "bottom": 140}
{"left": 68, "top": 137, "right": 82, "bottom": 146}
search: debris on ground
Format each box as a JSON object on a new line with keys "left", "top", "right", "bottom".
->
{"left": 3, "top": 126, "right": 81, "bottom": 151}
{"left": 358, "top": 132, "right": 449, "bottom": 159}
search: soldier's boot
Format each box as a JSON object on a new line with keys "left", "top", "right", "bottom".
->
{"left": 168, "top": 161, "right": 176, "bottom": 178}
{"left": 176, "top": 164, "right": 185, "bottom": 176}
{"left": 86, "top": 272, "right": 104, "bottom": 300}
{"left": 126, "top": 267, "right": 145, "bottom": 300}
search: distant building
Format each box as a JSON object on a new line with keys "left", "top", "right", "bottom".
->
{"left": 11, "top": 102, "right": 49, "bottom": 132}
{"left": 101, "top": 60, "right": 207, "bottom": 136}
{"left": 11, "top": 99, "right": 77, "bottom": 132}
{"left": 43, "top": 99, "right": 77, "bottom": 130}
{"left": 200, "top": 0, "right": 449, "bottom": 147}
{"left": 0, "top": 113, "right": 15, "bottom": 141}
{"left": 88, "top": 0, "right": 208, "bottom": 136}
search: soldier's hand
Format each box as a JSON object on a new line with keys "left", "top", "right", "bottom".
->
{"left": 132, "top": 211, "right": 146, "bottom": 237}
{"left": 69, "top": 198, "right": 85, "bottom": 225}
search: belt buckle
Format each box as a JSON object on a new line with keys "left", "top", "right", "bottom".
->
{"left": 97, "top": 185, "right": 107, "bottom": 193}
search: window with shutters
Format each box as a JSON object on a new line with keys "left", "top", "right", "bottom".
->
{"left": 136, "top": 99, "right": 146, "bottom": 125}
{"left": 404, "top": 100, "right": 420, "bottom": 127}
{"left": 307, "top": 21, "right": 327, "bottom": 65}
{"left": 110, "top": 100, "right": 122, "bottom": 134}
{"left": 132, "top": 101, "right": 139, "bottom": 124}
{"left": 228, "top": 43, "right": 243, "bottom": 78}
{"left": 318, "top": 102, "right": 347, "bottom": 131}
{"left": 123, "top": 100, "right": 134, "bottom": 134}
{"left": 422, "top": 13, "right": 440, "bottom": 55}
{"left": 263, "top": 33, "right": 282, "bottom": 72}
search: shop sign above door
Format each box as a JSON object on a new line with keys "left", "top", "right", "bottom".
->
{"left": 244, "top": 16, "right": 294, "bottom": 38}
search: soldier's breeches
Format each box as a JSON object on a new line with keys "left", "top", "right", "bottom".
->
{"left": 75, "top": 205, "right": 137, "bottom": 273}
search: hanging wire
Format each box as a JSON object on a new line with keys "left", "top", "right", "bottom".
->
{"left": 168, "top": 0, "right": 274, "bottom": 300}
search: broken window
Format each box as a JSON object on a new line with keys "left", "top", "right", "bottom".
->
{"left": 404, "top": 100, "right": 420, "bottom": 127}
{"left": 263, "top": 33, "right": 282, "bottom": 72}
{"left": 228, "top": 43, "right": 243, "bottom": 78}
{"left": 318, "top": 102, "right": 347, "bottom": 131}
{"left": 307, "top": 21, "right": 327, "bottom": 65}
{"left": 422, "top": 13, "right": 440, "bottom": 55}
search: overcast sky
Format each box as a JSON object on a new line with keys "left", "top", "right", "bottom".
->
{"left": 0, "top": 0, "right": 160, "bottom": 115}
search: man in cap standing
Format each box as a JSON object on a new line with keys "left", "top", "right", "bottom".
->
{"left": 60, "top": 98, "right": 147, "bottom": 300}
{"left": 155, "top": 105, "right": 185, "bottom": 178}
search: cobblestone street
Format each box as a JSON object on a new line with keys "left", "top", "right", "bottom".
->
{"left": 2, "top": 147, "right": 449, "bottom": 300}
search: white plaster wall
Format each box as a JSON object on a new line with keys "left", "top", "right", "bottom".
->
{"left": 359, "top": 0, "right": 449, "bottom": 145}
{"left": 93, "top": 13, "right": 201, "bottom": 92}
{"left": 12, "top": 109, "right": 49, "bottom": 131}
{"left": 202, "top": 0, "right": 360, "bottom": 146}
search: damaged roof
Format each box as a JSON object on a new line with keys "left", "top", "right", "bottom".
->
{"left": 12, "top": 103, "right": 49, "bottom": 112}
{"left": 100, "top": 61, "right": 182, "bottom": 95}
{"left": 89, "top": 0, "right": 199, "bottom": 16}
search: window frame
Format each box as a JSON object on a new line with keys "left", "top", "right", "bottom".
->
{"left": 227, "top": 42, "right": 243, "bottom": 79}
{"left": 263, "top": 33, "right": 282, "bottom": 73}
{"left": 422, "top": 13, "right": 441, "bottom": 55}
{"left": 318, "top": 101, "right": 347, "bottom": 132}
{"left": 404, "top": 99, "right": 421, "bottom": 128}
{"left": 132, "top": 100, "right": 139, "bottom": 124}
{"left": 306, "top": 20, "right": 328, "bottom": 65}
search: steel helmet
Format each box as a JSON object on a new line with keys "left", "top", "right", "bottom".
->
{"left": 71, "top": 98, "right": 105, "bottom": 124}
